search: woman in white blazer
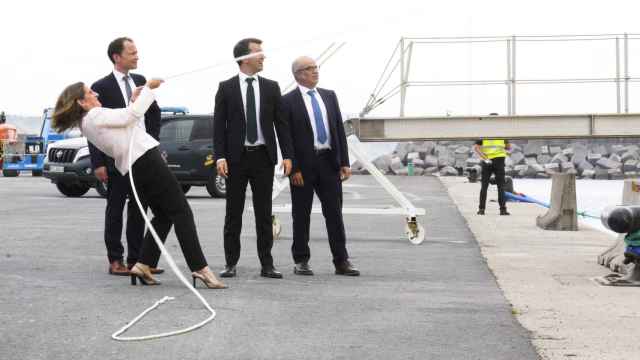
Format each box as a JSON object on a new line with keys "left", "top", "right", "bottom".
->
{"left": 52, "top": 79, "right": 226, "bottom": 289}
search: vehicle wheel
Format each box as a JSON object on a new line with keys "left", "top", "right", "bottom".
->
{"left": 2, "top": 169, "right": 18, "bottom": 177}
{"left": 56, "top": 182, "right": 90, "bottom": 197}
{"left": 181, "top": 184, "right": 191, "bottom": 194}
{"left": 32, "top": 170, "right": 43, "bottom": 177}
{"left": 95, "top": 181, "right": 108, "bottom": 198}
{"left": 206, "top": 174, "right": 226, "bottom": 198}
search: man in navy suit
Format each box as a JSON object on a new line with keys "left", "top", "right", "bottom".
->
{"left": 280, "top": 56, "right": 359, "bottom": 276}
{"left": 213, "top": 38, "right": 293, "bottom": 279}
{"left": 88, "top": 37, "right": 163, "bottom": 276}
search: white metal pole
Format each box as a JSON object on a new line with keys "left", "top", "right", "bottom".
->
{"left": 625, "top": 33, "right": 630, "bottom": 113}
{"left": 399, "top": 37, "right": 406, "bottom": 117}
{"left": 507, "top": 39, "right": 512, "bottom": 115}
{"left": 511, "top": 35, "right": 516, "bottom": 114}
{"left": 616, "top": 37, "right": 621, "bottom": 113}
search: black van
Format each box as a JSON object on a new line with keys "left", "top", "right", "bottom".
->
{"left": 44, "top": 113, "right": 225, "bottom": 198}
{"left": 158, "top": 114, "right": 225, "bottom": 198}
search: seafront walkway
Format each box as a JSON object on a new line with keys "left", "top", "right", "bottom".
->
{"left": 442, "top": 176, "right": 640, "bottom": 360}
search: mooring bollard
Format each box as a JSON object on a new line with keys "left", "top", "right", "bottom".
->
{"left": 536, "top": 173, "right": 578, "bottom": 231}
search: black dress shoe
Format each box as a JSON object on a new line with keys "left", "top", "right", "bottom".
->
{"left": 335, "top": 261, "right": 360, "bottom": 276}
{"left": 260, "top": 266, "right": 283, "bottom": 279}
{"left": 500, "top": 209, "right": 511, "bottom": 216}
{"left": 477, "top": 209, "right": 485, "bottom": 215}
{"left": 219, "top": 265, "right": 236, "bottom": 278}
{"left": 293, "top": 262, "right": 314, "bottom": 276}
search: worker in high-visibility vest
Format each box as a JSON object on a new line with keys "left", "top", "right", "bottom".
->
{"left": 473, "top": 139, "right": 511, "bottom": 215}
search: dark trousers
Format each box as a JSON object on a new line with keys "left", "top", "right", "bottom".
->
{"left": 104, "top": 170, "right": 145, "bottom": 265}
{"left": 131, "top": 147, "right": 207, "bottom": 272}
{"left": 291, "top": 151, "right": 349, "bottom": 266}
{"left": 224, "top": 146, "right": 275, "bottom": 267}
{"left": 479, "top": 156, "right": 507, "bottom": 210}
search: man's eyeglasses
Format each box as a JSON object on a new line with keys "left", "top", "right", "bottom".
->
{"left": 296, "top": 65, "right": 319, "bottom": 73}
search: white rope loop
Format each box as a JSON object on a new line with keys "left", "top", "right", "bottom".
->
{"left": 111, "top": 128, "right": 216, "bottom": 342}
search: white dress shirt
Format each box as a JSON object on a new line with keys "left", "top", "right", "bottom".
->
{"left": 113, "top": 69, "right": 146, "bottom": 132}
{"left": 298, "top": 85, "right": 331, "bottom": 150}
{"left": 239, "top": 71, "right": 265, "bottom": 146}
{"left": 81, "top": 86, "right": 159, "bottom": 175}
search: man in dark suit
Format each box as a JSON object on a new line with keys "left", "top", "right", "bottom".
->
{"left": 213, "top": 38, "right": 293, "bottom": 279}
{"left": 88, "top": 37, "right": 163, "bottom": 276}
{"left": 280, "top": 56, "right": 359, "bottom": 276}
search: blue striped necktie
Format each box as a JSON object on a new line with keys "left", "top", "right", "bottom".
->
{"left": 307, "top": 90, "right": 327, "bottom": 144}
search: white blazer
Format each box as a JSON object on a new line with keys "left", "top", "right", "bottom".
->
{"left": 80, "top": 86, "right": 159, "bottom": 175}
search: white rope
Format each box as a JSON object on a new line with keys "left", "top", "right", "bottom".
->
{"left": 111, "top": 129, "right": 216, "bottom": 342}
{"left": 111, "top": 39, "right": 348, "bottom": 340}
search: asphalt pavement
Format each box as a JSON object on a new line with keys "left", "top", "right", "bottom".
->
{"left": 0, "top": 175, "right": 539, "bottom": 360}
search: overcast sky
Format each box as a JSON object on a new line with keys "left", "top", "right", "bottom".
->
{"left": 2, "top": 0, "right": 640, "bottom": 118}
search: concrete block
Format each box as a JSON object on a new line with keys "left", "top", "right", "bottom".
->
{"left": 609, "top": 153, "right": 623, "bottom": 164}
{"left": 596, "top": 157, "right": 622, "bottom": 170}
{"left": 407, "top": 152, "right": 420, "bottom": 161}
{"left": 536, "top": 173, "right": 578, "bottom": 231}
{"left": 550, "top": 153, "right": 568, "bottom": 164}
{"left": 621, "top": 151, "right": 639, "bottom": 163}
{"left": 623, "top": 160, "right": 638, "bottom": 173}
{"left": 395, "top": 167, "right": 409, "bottom": 176}
{"left": 595, "top": 168, "right": 609, "bottom": 180}
{"left": 510, "top": 152, "right": 525, "bottom": 165}
{"left": 590, "top": 145, "right": 608, "bottom": 156}
{"left": 549, "top": 146, "right": 562, "bottom": 155}
{"left": 544, "top": 163, "right": 560, "bottom": 170}
{"left": 524, "top": 141, "right": 543, "bottom": 157}
{"left": 562, "top": 147, "right": 574, "bottom": 157}
{"left": 611, "top": 144, "right": 626, "bottom": 155}
{"left": 439, "top": 166, "right": 459, "bottom": 176}
{"left": 372, "top": 154, "right": 392, "bottom": 173}
{"left": 587, "top": 153, "right": 602, "bottom": 165}
{"left": 390, "top": 157, "right": 404, "bottom": 173}
{"left": 509, "top": 143, "right": 522, "bottom": 153}
{"left": 571, "top": 144, "right": 588, "bottom": 164}
{"left": 581, "top": 169, "right": 595, "bottom": 179}
{"left": 577, "top": 160, "right": 594, "bottom": 172}
{"left": 424, "top": 166, "right": 439, "bottom": 174}
{"left": 608, "top": 168, "right": 624, "bottom": 180}
{"left": 424, "top": 155, "right": 439, "bottom": 168}
{"left": 465, "top": 158, "right": 481, "bottom": 167}
{"left": 537, "top": 154, "right": 551, "bottom": 165}
{"left": 411, "top": 159, "right": 425, "bottom": 168}
{"left": 540, "top": 145, "right": 550, "bottom": 155}
{"left": 525, "top": 157, "right": 539, "bottom": 166}
{"left": 561, "top": 162, "right": 575, "bottom": 172}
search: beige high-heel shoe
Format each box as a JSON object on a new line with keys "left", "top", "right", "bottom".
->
{"left": 192, "top": 267, "right": 227, "bottom": 289}
{"left": 130, "top": 263, "right": 161, "bottom": 286}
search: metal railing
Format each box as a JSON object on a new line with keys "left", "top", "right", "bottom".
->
{"left": 361, "top": 33, "right": 640, "bottom": 117}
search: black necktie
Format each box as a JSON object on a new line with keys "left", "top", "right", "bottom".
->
{"left": 245, "top": 77, "right": 257, "bottom": 144}
{"left": 123, "top": 75, "right": 132, "bottom": 105}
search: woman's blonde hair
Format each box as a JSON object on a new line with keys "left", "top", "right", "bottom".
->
{"left": 52, "top": 82, "right": 87, "bottom": 133}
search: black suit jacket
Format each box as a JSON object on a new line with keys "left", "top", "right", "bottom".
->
{"left": 213, "top": 75, "right": 292, "bottom": 165}
{"left": 281, "top": 87, "right": 349, "bottom": 176}
{"left": 88, "top": 72, "right": 161, "bottom": 171}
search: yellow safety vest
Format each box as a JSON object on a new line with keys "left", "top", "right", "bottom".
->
{"left": 481, "top": 139, "right": 507, "bottom": 159}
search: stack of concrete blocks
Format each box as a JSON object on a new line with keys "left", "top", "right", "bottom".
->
{"left": 352, "top": 138, "right": 640, "bottom": 178}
